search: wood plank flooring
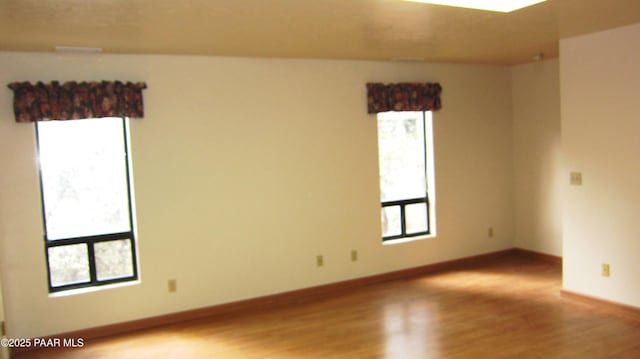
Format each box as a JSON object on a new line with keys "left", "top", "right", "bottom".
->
{"left": 13, "top": 254, "right": 640, "bottom": 358}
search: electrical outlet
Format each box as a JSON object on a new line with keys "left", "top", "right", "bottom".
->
{"left": 570, "top": 172, "right": 583, "bottom": 185}
{"left": 351, "top": 250, "right": 358, "bottom": 262}
{"left": 316, "top": 255, "right": 324, "bottom": 267}
{"left": 488, "top": 227, "right": 494, "bottom": 237}
{"left": 602, "top": 263, "right": 610, "bottom": 277}
{"left": 168, "top": 279, "right": 177, "bottom": 293}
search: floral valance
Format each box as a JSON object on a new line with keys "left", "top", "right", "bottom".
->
{"left": 7, "top": 81, "right": 147, "bottom": 123}
{"left": 366, "top": 82, "right": 442, "bottom": 114}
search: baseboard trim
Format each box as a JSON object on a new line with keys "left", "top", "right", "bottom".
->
{"left": 561, "top": 290, "right": 640, "bottom": 322}
{"left": 512, "top": 248, "right": 562, "bottom": 265}
{"left": 12, "top": 248, "right": 518, "bottom": 356}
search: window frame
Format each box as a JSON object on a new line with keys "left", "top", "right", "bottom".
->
{"left": 35, "top": 117, "right": 139, "bottom": 293}
{"left": 381, "top": 197, "right": 431, "bottom": 241}
{"left": 377, "top": 111, "right": 435, "bottom": 242}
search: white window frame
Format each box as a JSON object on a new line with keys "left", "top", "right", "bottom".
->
{"left": 377, "top": 111, "right": 437, "bottom": 244}
{"left": 35, "top": 117, "right": 139, "bottom": 293}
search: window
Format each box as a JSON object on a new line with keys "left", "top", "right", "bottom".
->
{"left": 36, "top": 117, "right": 138, "bottom": 293}
{"left": 377, "top": 111, "right": 436, "bottom": 242}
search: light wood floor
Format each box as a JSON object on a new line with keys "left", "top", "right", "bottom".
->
{"left": 14, "top": 254, "right": 640, "bottom": 358}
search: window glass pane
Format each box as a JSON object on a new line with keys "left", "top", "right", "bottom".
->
{"left": 48, "top": 244, "right": 90, "bottom": 287}
{"left": 382, "top": 206, "right": 402, "bottom": 237}
{"left": 95, "top": 239, "right": 134, "bottom": 281}
{"left": 406, "top": 202, "right": 428, "bottom": 234}
{"left": 38, "top": 118, "right": 131, "bottom": 240}
{"left": 377, "top": 112, "right": 426, "bottom": 202}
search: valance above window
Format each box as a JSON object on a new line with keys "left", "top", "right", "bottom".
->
{"left": 366, "top": 82, "right": 442, "bottom": 114}
{"left": 7, "top": 81, "right": 147, "bottom": 123}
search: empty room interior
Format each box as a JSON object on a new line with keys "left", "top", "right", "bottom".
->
{"left": 1, "top": 0, "right": 640, "bottom": 357}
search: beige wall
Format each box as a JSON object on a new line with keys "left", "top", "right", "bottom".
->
{"left": 0, "top": 271, "right": 6, "bottom": 359}
{"left": 512, "top": 59, "right": 563, "bottom": 256}
{"left": 0, "top": 273, "right": 4, "bottom": 323}
{"left": 560, "top": 23, "right": 640, "bottom": 306}
{"left": 0, "top": 52, "right": 514, "bottom": 338}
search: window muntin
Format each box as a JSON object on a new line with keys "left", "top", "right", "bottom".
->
{"left": 377, "top": 111, "right": 434, "bottom": 241}
{"left": 36, "top": 117, "right": 138, "bottom": 292}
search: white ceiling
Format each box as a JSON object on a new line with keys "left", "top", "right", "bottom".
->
{"left": 0, "top": 0, "right": 639, "bottom": 65}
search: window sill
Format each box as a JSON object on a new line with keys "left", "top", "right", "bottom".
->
{"left": 382, "top": 233, "right": 436, "bottom": 246}
{"left": 48, "top": 279, "right": 140, "bottom": 298}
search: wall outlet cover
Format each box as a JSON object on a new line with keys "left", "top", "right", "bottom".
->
{"left": 570, "top": 172, "right": 583, "bottom": 185}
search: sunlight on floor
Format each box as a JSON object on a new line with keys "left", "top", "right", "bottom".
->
{"left": 383, "top": 301, "right": 440, "bottom": 358}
